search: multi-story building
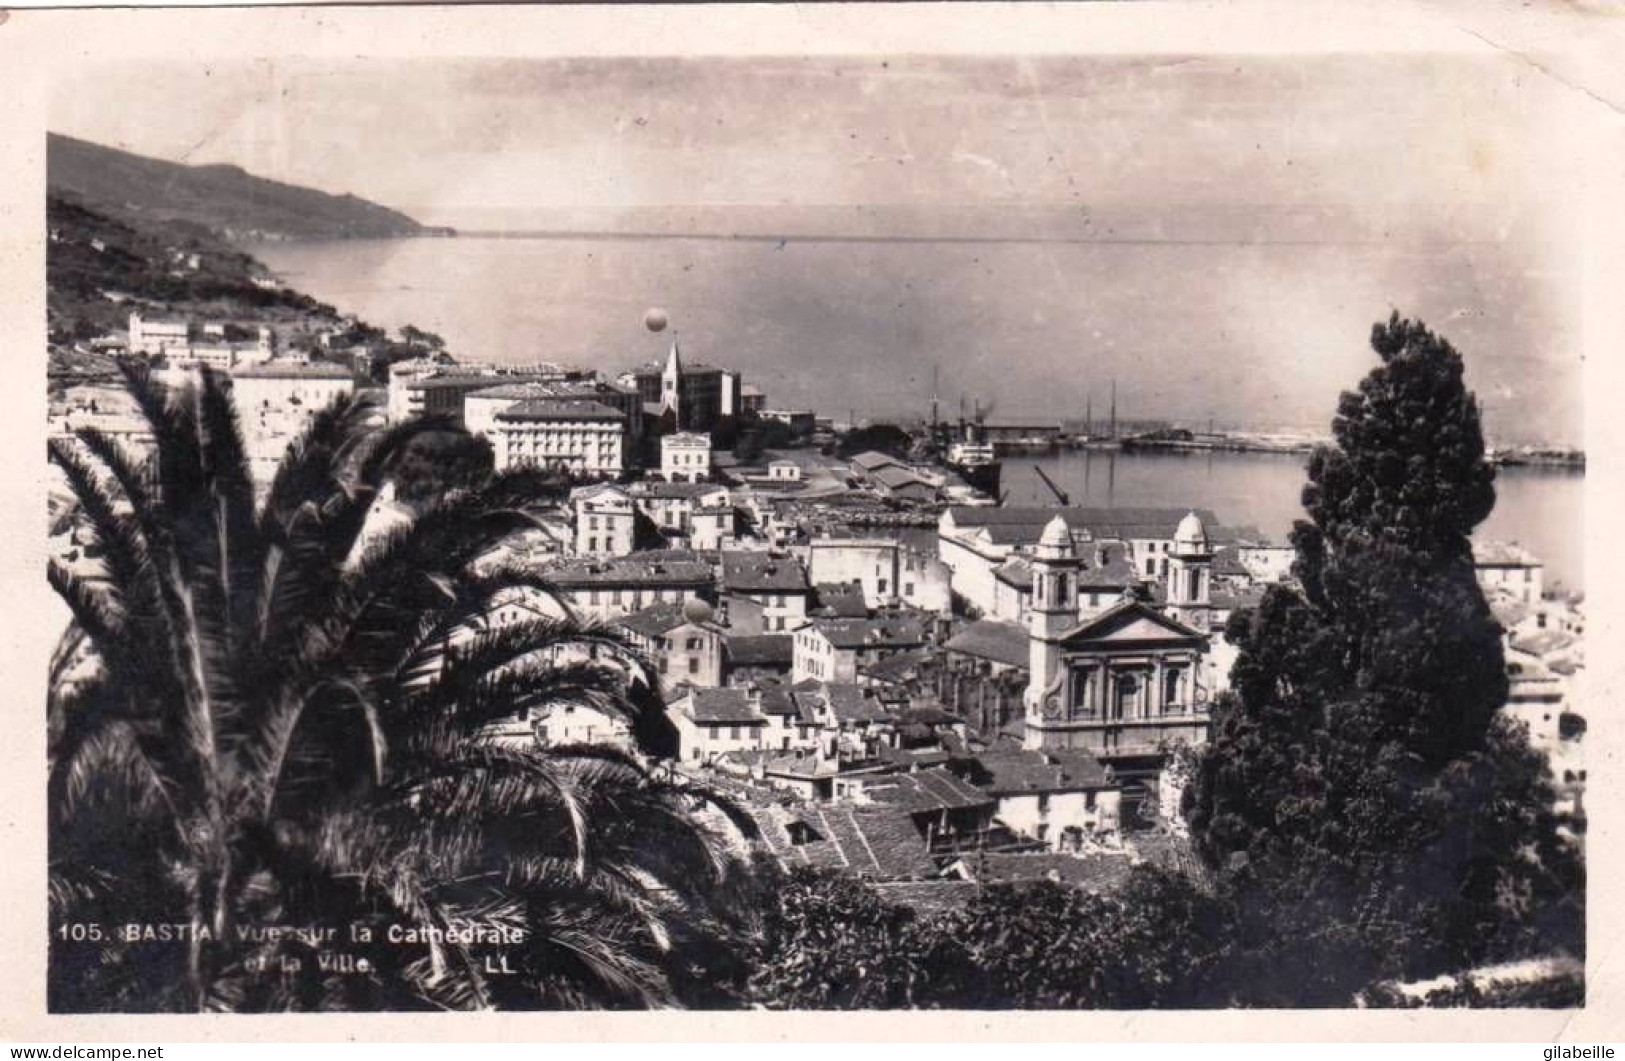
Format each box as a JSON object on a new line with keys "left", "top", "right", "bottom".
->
{"left": 760, "top": 408, "right": 817, "bottom": 436}
{"left": 793, "top": 615, "right": 929, "bottom": 684}
{"left": 720, "top": 551, "right": 812, "bottom": 634}
{"left": 544, "top": 551, "right": 716, "bottom": 622}
{"left": 570, "top": 483, "right": 638, "bottom": 557}
{"left": 127, "top": 311, "right": 190, "bottom": 356}
{"left": 968, "top": 749, "right": 1123, "bottom": 851}
{"left": 1476, "top": 541, "right": 1545, "bottom": 606}
{"left": 667, "top": 687, "right": 772, "bottom": 764}
{"left": 660, "top": 431, "right": 712, "bottom": 483}
{"left": 618, "top": 599, "right": 726, "bottom": 689}
{"left": 631, "top": 481, "right": 734, "bottom": 551}
{"left": 230, "top": 362, "right": 358, "bottom": 482}
{"left": 464, "top": 378, "right": 641, "bottom": 443}
{"left": 805, "top": 537, "right": 952, "bottom": 613}
{"left": 621, "top": 342, "right": 737, "bottom": 433}
{"left": 491, "top": 399, "right": 625, "bottom": 476}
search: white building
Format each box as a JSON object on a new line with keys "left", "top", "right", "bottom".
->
{"left": 632, "top": 482, "right": 734, "bottom": 552}
{"left": 661, "top": 431, "right": 712, "bottom": 483}
{"left": 571, "top": 483, "right": 638, "bottom": 557}
{"left": 492, "top": 399, "right": 625, "bottom": 476}
{"left": 385, "top": 358, "right": 448, "bottom": 421}
{"left": 1476, "top": 541, "right": 1545, "bottom": 606}
{"left": 127, "top": 311, "right": 189, "bottom": 356}
{"left": 975, "top": 749, "right": 1123, "bottom": 850}
{"left": 804, "top": 537, "right": 953, "bottom": 613}
{"left": 230, "top": 362, "right": 357, "bottom": 481}
{"left": 767, "top": 460, "right": 802, "bottom": 482}
{"left": 534, "top": 702, "right": 634, "bottom": 750}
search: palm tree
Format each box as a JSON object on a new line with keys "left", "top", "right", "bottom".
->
{"left": 48, "top": 364, "right": 751, "bottom": 1012}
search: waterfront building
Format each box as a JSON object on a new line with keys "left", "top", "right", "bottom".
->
{"left": 1476, "top": 541, "right": 1546, "bottom": 606}
{"left": 870, "top": 465, "right": 938, "bottom": 504}
{"left": 385, "top": 358, "right": 450, "bottom": 421}
{"left": 544, "top": 551, "right": 716, "bottom": 622}
{"left": 793, "top": 615, "right": 929, "bottom": 684}
{"left": 618, "top": 599, "right": 726, "bottom": 689}
{"left": 491, "top": 399, "right": 625, "bottom": 476}
{"left": 740, "top": 383, "right": 768, "bottom": 416}
{"left": 1022, "top": 517, "right": 1212, "bottom": 759}
{"left": 570, "top": 483, "right": 638, "bottom": 557}
{"left": 660, "top": 431, "right": 713, "bottom": 483}
{"left": 760, "top": 408, "right": 816, "bottom": 436}
{"left": 720, "top": 550, "right": 812, "bottom": 634}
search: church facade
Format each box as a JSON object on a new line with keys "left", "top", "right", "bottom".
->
{"left": 1022, "top": 515, "right": 1214, "bottom": 757}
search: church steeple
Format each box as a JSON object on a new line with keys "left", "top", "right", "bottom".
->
{"left": 661, "top": 340, "right": 684, "bottom": 428}
{"left": 1025, "top": 516, "right": 1081, "bottom": 743}
{"left": 1166, "top": 510, "right": 1213, "bottom": 631}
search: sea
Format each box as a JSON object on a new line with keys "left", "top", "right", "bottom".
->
{"left": 253, "top": 236, "right": 1585, "bottom": 591}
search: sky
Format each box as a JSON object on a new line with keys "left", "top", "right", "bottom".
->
{"left": 50, "top": 54, "right": 1585, "bottom": 443}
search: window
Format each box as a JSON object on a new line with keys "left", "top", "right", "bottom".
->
{"left": 877, "top": 579, "right": 889, "bottom": 594}
{"left": 728, "top": 725, "right": 741, "bottom": 740}
{"left": 903, "top": 583, "right": 914, "bottom": 597}
{"left": 688, "top": 657, "right": 700, "bottom": 675}
{"left": 1037, "top": 794, "right": 1051, "bottom": 814}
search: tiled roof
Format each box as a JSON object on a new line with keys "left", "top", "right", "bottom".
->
{"left": 859, "top": 648, "right": 934, "bottom": 686}
{"left": 862, "top": 767, "right": 994, "bottom": 814}
{"left": 617, "top": 601, "right": 697, "bottom": 638}
{"left": 872, "top": 465, "right": 929, "bottom": 489}
{"left": 943, "top": 619, "right": 1029, "bottom": 670}
{"left": 496, "top": 399, "right": 622, "bottom": 422}
{"left": 973, "top": 748, "right": 1114, "bottom": 794}
{"left": 1511, "top": 630, "right": 1577, "bottom": 659}
{"left": 633, "top": 481, "right": 729, "bottom": 501}
{"left": 721, "top": 551, "right": 809, "bottom": 593}
{"left": 809, "top": 616, "right": 926, "bottom": 650}
{"left": 545, "top": 552, "right": 715, "bottom": 586}
{"left": 993, "top": 556, "right": 1033, "bottom": 589}
{"left": 797, "top": 682, "right": 895, "bottom": 725}
{"left": 1476, "top": 541, "right": 1542, "bottom": 567}
{"left": 768, "top": 805, "right": 937, "bottom": 879}
{"left": 1212, "top": 585, "right": 1268, "bottom": 611}
{"left": 469, "top": 380, "right": 630, "bottom": 401}
{"left": 724, "top": 633, "right": 795, "bottom": 667}
{"left": 973, "top": 853, "right": 1135, "bottom": 892}
{"left": 683, "top": 687, "right": 767, "bottom": 725}
{"left": 813, "top": 582, "right": 869, "bottom": 618}
{"left": 1078, "top": 542, "right": 1136, "bottom": 588}
{"left": 872, "top": 881, "right": 982, "bottom": 915}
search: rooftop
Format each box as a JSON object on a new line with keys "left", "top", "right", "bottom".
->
{"left": 721, "top": 551, "right": 810, "bottom": 593}
{"left": 972, "top": 748, "right": 1115, "bottom": 794}
{"left": 545, "top": 552, "right": 715, "bottom": 586}
{"left": 496, "top": 399, "right": 623, "bottom": 422}
{"left": 850, "top": 451, "right": 904, "bottom": 472}
{"left": 617, "top": 600, "right": 709, "bottom": 639}
{"left": 943, "top": 619, "right": 1029, "bottom": 669}
{"left": 682, "top": 687, "right": 767, "bottom": 725}
{"left": 468, "top": 380, "right": 632, "bottom": 401}
{"left": 861, "top": 767, "right": 994, "bottom": 814}
{"left": 724, "top": 633, "right": 795, "bottom": 667}
{"left": 232, "top": 362, "right": 354, "bottom": 380}
{"left": 808, "top": 615, "right": 928, "bottom": 650}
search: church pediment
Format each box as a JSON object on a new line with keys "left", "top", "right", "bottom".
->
{"left": 1057, "top": 601, "right": 1203, "bottom": 647}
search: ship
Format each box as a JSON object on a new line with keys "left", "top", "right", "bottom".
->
{"left": 944, "top": 417, "right": 1002, "bottom": 497}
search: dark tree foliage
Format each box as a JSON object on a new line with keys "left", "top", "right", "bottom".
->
{"left": 386, "top": 426, "right": 496, "bottom": 502}
{"left": 1187, "top": 313, "right": 1583, "bottom": 995}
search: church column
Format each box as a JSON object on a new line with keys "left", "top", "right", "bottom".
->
{"left": 1153, "top": 659, "right": 1165, "bottom": 717}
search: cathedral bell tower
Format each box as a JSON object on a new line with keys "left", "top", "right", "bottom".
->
{"left": 1165, "top": 511, "right": 1213, "bottom": 632}
{"left": 1025, "top": 515, "right": 1080, "bottom": 746}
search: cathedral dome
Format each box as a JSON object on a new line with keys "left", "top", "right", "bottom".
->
{"left": 1174, "top": 511, "right": 1208, "bottom": 551}
{"left": 1039, "top": 514, "right": 1072, "bottom": 549}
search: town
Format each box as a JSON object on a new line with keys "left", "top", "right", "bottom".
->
{"left": 47, "top": 298, "right": 1587, "bottom": 911}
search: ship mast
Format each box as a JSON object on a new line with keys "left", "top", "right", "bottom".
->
{"left": 1109, "top": 380, "right": 1118, "bottom": 440}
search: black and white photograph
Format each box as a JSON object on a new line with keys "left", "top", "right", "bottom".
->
{"left": 10, "top": 0, "right": 1617, "bottom": 1031}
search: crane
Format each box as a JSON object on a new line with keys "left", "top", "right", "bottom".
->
{"left": 1032, "top": 464, "right": 1071, "bottom": 506}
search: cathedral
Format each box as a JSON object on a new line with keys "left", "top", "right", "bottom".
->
{"left": 1022, "top": 514, "right": 1214, "bottom": 757}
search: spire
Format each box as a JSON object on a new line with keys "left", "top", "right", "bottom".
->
{"left": 664, "top": 339, "right": 683, "bottom": 379}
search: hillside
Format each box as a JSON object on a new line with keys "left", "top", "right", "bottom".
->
{"left": 47, "top": 193, "right": 342, "bottom": 341}
{"left": 47, "top": 133, "right": 439, "bottom": 241}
